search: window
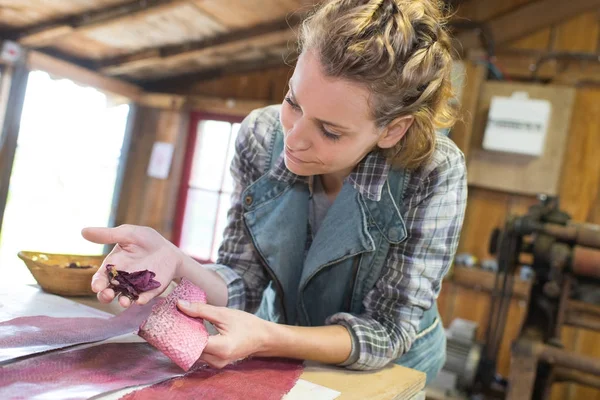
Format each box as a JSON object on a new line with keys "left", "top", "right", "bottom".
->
{"left": 0, "top": 71, "right": 130, "bottom": 284}
{"left": 175, "top": 114, "right": 242, "bottom": 263}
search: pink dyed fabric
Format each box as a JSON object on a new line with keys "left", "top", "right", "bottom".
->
{"left": 0, "top": 342, "right": 183, "bottom": 400}
{"left": 139, "top": 278, "right": 209, "bottom": 371}
{"left": 120, "top": 357, "right": 305, "bottom": 400}
{"left": 0, "top": 300, "right": 157, "bottom": 363}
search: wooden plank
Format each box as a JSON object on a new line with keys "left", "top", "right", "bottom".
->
{"left": 187, "top": 96, "right": 270, "bottom": 117}
{"left": 142, "top": 53, "right": 294, "bottom": 90}
{"left": 458, "top": 187, "right": 510, "bottom": 260}
{"left": 570, "top": 329, "right": 600, "bottom": 400}
{"left": 301, "top": 361, "right": 425, "bottom": 400}
{"left": 456, "top": 0, "right": 534, "bottom": 22}
{"left": 191, "top": 0, "right": 302, "bottom": 29}
{"left": 138, "top": 93, "right": 187, "bottom": 110}
{"left": 26, "top": 51, "right": 142, "bottom": 100}
{"left": 456, "top": 0, "right": 600, "bottom": 49}
{"left": 493, "top": 50, "right": 558, "bottom": 79}
{"left": 450, "top": 56, "right": 486, "bottom": 159}
{"left": 553, "top": 11, "right": 600, "bottom": 53}
{"left": 467, "top": 81, "right": 576, "bottom": 196}
{"left": 451, "top": 286, "right": 491, "bottom": 342}
{"left": 557, "top": 88, "right": 600, "bottom": 221}
{"left": 100, "top": 16, "right": 301, "bottom": 75}
{"left": 15, "top": 0, "right": 182, "bottom": 48}
{"left": 115, "top": 107, "right": 189, "bottom": 239}
{"left": 508, "top": 28, "right": 552, "bottom": 51}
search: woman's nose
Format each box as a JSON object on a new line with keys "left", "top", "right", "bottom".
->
{"left": 286, "top": 117, "right": 312, "bottom": 151}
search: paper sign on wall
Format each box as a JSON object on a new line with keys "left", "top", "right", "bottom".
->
{"left": 482, "top": 91, "right": 551, "bottom": 157}
{"left": 147, "top": 142, "right": 174, "bottom": 179}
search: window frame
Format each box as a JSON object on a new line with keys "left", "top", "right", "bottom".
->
{"left": 173, "top": 111, "right": 244, "bottom": 263}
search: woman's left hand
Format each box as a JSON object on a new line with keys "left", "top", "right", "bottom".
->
{"left": 177, "top": 300, "right": 272, "bottom": 369}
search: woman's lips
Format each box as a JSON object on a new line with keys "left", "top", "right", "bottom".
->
{"left": 285, "top": 147, "right": 310, "bottom": 164}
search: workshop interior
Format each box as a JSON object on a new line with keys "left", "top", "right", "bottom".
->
{"left": 1, "top": 0, "right": 600, "bottom": 399}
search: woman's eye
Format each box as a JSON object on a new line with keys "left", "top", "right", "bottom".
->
{"left": 320, "top": 127, "right": 340, "bottom": 142}
{"left": 285, "top": 96, "right": 301, "bottom": 111}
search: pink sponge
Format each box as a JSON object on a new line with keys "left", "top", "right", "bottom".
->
{"left": 138, "top": 278, "right": 209, "bottom": 371}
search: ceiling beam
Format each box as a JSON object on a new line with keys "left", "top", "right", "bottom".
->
{"left": 99, "top": 15, "right": 302, "bottom": 76}
{"left": 456, "top": 0, "right": 600, "bottom": 50}
{"left": 27, "top": 51, "right": 143, "bottom": 101}
{"left": 140, "top": 54, "right": 294, "bottom": 92}
{"left": 9, "top": 0, "right": 180, "bottom": 48}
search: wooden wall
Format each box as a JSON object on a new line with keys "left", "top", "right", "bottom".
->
{"left": 115, "top": 1, "right": 600, "bottom": 398}
{"left": 443, "top": 1, "right": 600, "bottom": 399}
{"left": 114, "top": 105, "right": 189, "bottom": 241}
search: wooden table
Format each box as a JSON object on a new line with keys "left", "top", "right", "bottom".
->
{"left": 1, "top": 284, "right": 425, "bottom": 400}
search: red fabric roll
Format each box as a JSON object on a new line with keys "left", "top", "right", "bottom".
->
{"left": 120, "top": 357, "right": 304, "bottom": 400}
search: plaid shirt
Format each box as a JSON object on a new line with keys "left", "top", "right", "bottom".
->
{"left": 207, "top": 105, "right": 467, "bottom": 370}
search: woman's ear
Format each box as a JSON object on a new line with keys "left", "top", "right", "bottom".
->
{"left": 377, "top": 115, "right": 414, "bottom": 149}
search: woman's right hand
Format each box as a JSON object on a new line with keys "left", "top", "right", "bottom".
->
{"left": 81, "top": 224, "right": 183, "bottom": 308}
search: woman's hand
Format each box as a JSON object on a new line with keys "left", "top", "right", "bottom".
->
{"left": 81, "top": 224, "right": 183, "bottom": 308}
{"left": 177, "top": 301, "right": 271, "bottom": 369}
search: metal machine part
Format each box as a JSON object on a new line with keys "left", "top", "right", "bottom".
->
{"left": 473, "top": 195, "right": 600, "bottom": 400}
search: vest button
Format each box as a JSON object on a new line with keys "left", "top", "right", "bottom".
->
{"left": 244, "top": 195, "right": 253, "bottom": 206}
{"left": 388, "top": 227, "right": 398, "bottom": 240}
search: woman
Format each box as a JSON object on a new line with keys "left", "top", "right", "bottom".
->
{"left": 83, "top": 0, "right": 467, "bottom": 384}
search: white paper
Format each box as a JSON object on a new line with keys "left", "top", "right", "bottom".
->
{"left": 147, "top": 141, "right": 174, "bottom": 179}
{"left": 284, "top": 379, "right": 341, "bottom": 400}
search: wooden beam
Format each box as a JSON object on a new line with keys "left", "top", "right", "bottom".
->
{"left": 0, "top": 65, "right": 28, "bottom": 234}
{"left": 186, "top": 96, "right": 270, "bottom": 117}
{"left": 99, "top": 16, "right": 302, "bottom": 76}
{"left": 450, "top": 55, "right": 487, "bottom": 161}
{"left": 13, "top": 0, "right": 180, "bottom": 48}
{"left": 457, "top": 0, "right": 600, "bottom": 50}
{"left": 26, "top": 51, "right": 143, "bottom": 101}
{"left": 141, "top": 54, "right": 294, "bottom": 92}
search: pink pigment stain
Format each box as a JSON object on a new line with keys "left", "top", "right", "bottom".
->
{"left": 120, "top": 357, "right": 305, "bottom": 400}
{"left": 138, "top": 278, "right": 209, "bottom": 371}
{"left": 0, "top": 300, "right": 158, "bottom": 363}
{"left": 0, "top": 342, "right": 183, "bottom": 400}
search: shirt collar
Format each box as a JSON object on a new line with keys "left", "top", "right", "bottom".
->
{"left": 268, "top": 149, "right": 390, "bottom": 202}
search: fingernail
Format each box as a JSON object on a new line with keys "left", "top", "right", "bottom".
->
{"left": 178, "top": 300, "right": 190, "bottom": 308}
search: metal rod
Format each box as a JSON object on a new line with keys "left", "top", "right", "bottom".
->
{"left": 572, "top": 246, "right": 600, "bottom": 278}
{"left": 553, "top": 367, "right": 600, "bottom": 390}
{"left": 542, "top": 223, "right": 600, "bottom": 249}
{"left": 538, "top": 344, "right": 600, "bottom": 376}
{"left": 554, "top": 277, "right": 571, "bottom": 339}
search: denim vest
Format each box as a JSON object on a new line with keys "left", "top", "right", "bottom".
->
{"left": 241, "top": 125, "right": 438, "bottom": 335}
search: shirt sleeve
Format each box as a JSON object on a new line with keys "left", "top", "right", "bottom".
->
{"left": 204, "top": 108, "right": 272, "bottom": 313}
{"left": 325, "top": 147, "right": 468, "bottom": 370}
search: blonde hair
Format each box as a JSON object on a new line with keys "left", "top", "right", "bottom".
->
{"left": 299, "top": 0, "right": 457, "bottom": 169}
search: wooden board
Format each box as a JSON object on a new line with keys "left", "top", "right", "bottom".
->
{"left": 301, "top": 361, "right": 425, "bottom": 400}
{"left": 450, "top": 57, "right": 487, "bottom": 160}
{"left": 191, "top": 0, "right": 304, "bottom": 29}
{"left": 83, "top": 3, "right": 226, "bottom": 52}
{"left": 0, "top": 0, "right": 128, "bottom": 28}
{"left": 553, "top": 11, "right": 600, "bottom": 53}
{"left": 467, "top": 81, "right": 576, "bottom": 196}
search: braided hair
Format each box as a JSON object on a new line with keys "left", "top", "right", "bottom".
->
{"left": 299, "top": 0, "right": 457, "bottom": 169}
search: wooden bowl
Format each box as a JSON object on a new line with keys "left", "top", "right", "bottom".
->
{"left": 18, "top": 251, "right": 105, "bottom": 297}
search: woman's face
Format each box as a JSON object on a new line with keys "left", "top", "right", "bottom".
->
{"left": 280, "top": 51, "right": 386, "bottom": 178}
